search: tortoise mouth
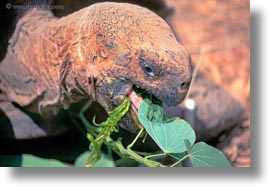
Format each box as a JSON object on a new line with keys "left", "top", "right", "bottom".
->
{"left": 127, "top": 86, "right": 144, "bottom": 130}
{"left": 124, "top": 85, "right": 162, "bottom": 131}
{"left": 111, "top": 82, "right": 162, "bottom": 133}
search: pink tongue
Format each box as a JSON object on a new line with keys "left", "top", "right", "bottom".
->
{"left": 129, "top": 90, "right": 143, "bottom": 110}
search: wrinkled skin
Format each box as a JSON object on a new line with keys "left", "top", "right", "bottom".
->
{"left": 0, "top": 2, "right": 192, "bottom": 138}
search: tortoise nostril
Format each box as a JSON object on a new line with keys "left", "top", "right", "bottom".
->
{"left": 180, "top": 79, "right": 191, "bottom": 89}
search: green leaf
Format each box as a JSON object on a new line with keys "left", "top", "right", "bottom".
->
{"left": 86, "top": 97, "right": 130, "bottom": 167}
{"left": 138, "top": 99, "right": 196, "bottom": 154}
{"left": 189, "top": 142, "right": 232, "bottom": 167}
{"left": 75, "top": 151, "right": 90, "bottom": 167}
{"left": 21, "top": 154, "right": 67, "bottom": 167}
{"left": 75, "top": 151, "right": 115, "bottom": 167}
{"left": 93, "top": 156, "right": 115, "bottom": 167}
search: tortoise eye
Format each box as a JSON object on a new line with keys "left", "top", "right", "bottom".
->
{"left": 140, "top": 58, "right": 155, "bottom": 77}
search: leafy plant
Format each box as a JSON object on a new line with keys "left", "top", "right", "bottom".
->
{"left": 82, "top": 97, "right": 232, "bottom": 167}
{"left": 0, "top": 96, "right": 231, "bottom": 167}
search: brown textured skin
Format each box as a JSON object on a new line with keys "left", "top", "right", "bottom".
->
{"left": 0, "top": 2, "right": 192, "bottom": 137}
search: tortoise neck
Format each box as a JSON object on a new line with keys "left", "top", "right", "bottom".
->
{"left": 17, "top": 8, "right": 97, "bottom": 112}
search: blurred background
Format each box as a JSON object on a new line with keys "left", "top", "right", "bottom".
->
{"left": 166, "top": 0, "right": 250, "bottom": 167}
{"left": 0, "top": 0, "right": 250, "bottom": 167}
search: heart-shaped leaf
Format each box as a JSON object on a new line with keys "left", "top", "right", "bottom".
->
{"left": 189, "top": 142, "right": 232, "bottom": 167}
{"left": 138, "top": 100, "right": 196, "bottom": 154}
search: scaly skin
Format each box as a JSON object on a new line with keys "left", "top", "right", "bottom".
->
{"left": 0, "top": 2, "right": 192, "bottom": 136}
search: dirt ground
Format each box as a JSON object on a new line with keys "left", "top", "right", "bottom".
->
{"left": 166, "top": 0, "right": 250, "bottom": 167}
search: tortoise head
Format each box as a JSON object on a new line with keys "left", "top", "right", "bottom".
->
{"left": 72, "top": 3, "right": 192, "bottom": 132}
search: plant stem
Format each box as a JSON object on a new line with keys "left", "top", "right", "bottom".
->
{"left": 79, "top": 99, "right": 97, "bottom": 133}
{"left": 115, "top": 140, "right": 166, "bottom": 167}
{"left": 170, "top": 154, "right": 191, "bottom": 167}
{"left": 145, "top": 153, "right": 167, "bottom": 160}
{"left": 127, "top": 128, "right": 144, "bottom": 149}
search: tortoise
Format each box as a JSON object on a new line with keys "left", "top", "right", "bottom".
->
{"left": 0, "top": 1, "right": 192, "bottom": 139}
